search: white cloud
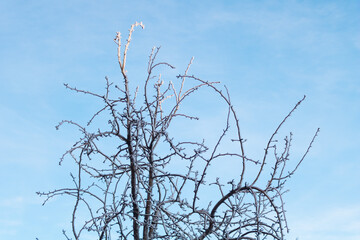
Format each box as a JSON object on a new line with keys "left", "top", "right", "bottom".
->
{"left": 353, "top": 34, "right": 360, "bottom": 51}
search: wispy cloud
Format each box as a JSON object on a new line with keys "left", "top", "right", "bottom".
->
{"left": 289, "top": 204, "right": 360, "bottom": 239}
{"left": 0, "top": 219, "right": 22, "bottom": 227}
{"left": 0, "top": 196, "right": 24, "bottom": 208}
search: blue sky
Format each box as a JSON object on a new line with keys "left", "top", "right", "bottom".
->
{"left": 0, "top": 0, "right": 359, "bottom": 239}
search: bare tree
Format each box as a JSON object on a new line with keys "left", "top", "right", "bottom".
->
{"left": 38, "top": 22, "right": 319, "bottom": 240}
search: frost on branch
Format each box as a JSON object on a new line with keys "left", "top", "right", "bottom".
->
{"left": 38, "top": 22, "right": 319, "bottom": 240}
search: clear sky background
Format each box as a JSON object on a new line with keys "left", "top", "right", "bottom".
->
{"left": 0, "top": 1, "right": 359, "bottom": 239}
